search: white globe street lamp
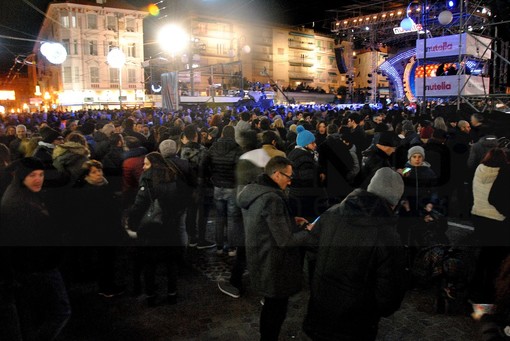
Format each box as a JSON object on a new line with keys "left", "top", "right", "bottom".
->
{"left": 158, "top": 24, "right": 188, "bottom": 57}
{"left": 40, "top": 42, "right": 67, "bottom": 64}
{"left": 107, "top": 48, "right": 126, "bottom": 108}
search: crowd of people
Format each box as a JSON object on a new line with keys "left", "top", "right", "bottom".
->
{"left": 0, "top": 102, "right": 509, "bottom": 340}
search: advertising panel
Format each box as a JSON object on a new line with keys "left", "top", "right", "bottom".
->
{"left": 416, "top": 33, "right": 491, "bottom": 60}
{"left": 414, "top": 75, "right": 489, "bottom": 97}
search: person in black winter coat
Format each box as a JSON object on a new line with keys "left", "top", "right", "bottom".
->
{"left": 288, "top": 125, "right": 328, "bottom": 221}
{"left": 317, "top": 124, "right": 355, "bottom": 205}
{"left": 128, "top": 152, "right": 186, "bottom": 306}
{"left": 201, "top": 125, "right": 243, "bottom": 254}
{"left": 0, "top": 157, "right": 71, "bottom": 341}
{"left": 303, "top": 167, "right": 406, "bottom": 341}
{"left": 360, "top": 131, "right": 398, "bottom": 188}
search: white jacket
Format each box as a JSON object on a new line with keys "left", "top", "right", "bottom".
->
{"left": 471, "top": 164, "right": 506, "bottom": 221}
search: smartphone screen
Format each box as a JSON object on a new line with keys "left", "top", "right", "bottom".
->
{"left": 312, "top": 216, "right": 320, "bottom": 225}
{"left": 402, "top": 167, "right": 411, "bottom": 174}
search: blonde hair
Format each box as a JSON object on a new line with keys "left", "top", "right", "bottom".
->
{"left": 273, "top": 117, "right": 284, "bottom": 129}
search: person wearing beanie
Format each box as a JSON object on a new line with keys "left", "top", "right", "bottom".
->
{"left": 399, "top": 142, "right": 440, "bottom": 233}
{"left": 304, "top": 167, "right": 406, "bottom": 341}
{"left": 1, "top": 156, "right": 71, "bottom": 340}
{"left": 33, "top": 127, "right": 63, "bottom": 168}
{"left": 295, "top": 125, "right": 316, "bottom": 148}
{"left": 159, "top": 139, "right": 191, "bottom": 181}
{"left": 287, "top": 125, "right": 327, "bottom": 220}
{"left": 360, "top": 131, "right": 398, "bottom": 189}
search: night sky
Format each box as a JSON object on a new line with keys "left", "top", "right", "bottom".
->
{"left": 1, "top": 0, "right": 509, "bottom": 76}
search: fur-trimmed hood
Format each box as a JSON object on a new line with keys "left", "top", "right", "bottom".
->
{"left": 53, "top": 142, "right": 90, "bottom": 159}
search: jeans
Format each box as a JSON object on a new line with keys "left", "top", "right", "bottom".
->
{"left": 213, "top": 187, "right": 242, "bottom": 249}
{"left": 197, "top": 187, "right": 214, "bottom": 241}
{"left": 15, "top": 268, "right": 71, "bottom": 341}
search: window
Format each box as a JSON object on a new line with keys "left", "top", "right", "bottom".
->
{"left": 61, "top": 10, "right": 69, "bottom": 28}
{"left": 109, "top": 68, "right": 119, "bottom": 83}
{"left": 63, "top": 67, "right": 72, "bottom": 83}
{"left": 74, "top": 67, "right": 80, "bottom": 83}
{"left": 87, "top": 14, "right": 97, "bottom": 29}
{"left": 62, "top": 39, "right": 70, "bottom": 54}
{"left": 128, "top": 69, "right": 136, "bottom": 83}
{"left": 88, "top": 40, "right": 98, "bottom": 56}
{"left": 90, "top": 67, "right": 99, "bottom": 83}
{"left": 127, "top": 43, "right": 136, "bottom": 58}
{"left": 126, "top": 18, "right": 135, "bottom": 32}
{"left": 73, "top": 39, "right": 78, "bottom": 55}
{"left": 107, "top": 16, "right": 117, "bottom": 31}
{"left": 71, "top": 12, "right": 77, "bottom": 28}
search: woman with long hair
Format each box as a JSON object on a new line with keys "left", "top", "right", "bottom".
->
{"left": 128, "top": 152, "right": 187, "bottom": 306}
{"left": 470, "top": 147, "right": 510, "bottom": 305}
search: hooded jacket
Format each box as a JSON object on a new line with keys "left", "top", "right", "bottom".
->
{"left": 303, "top": 188, "right": 406, "bottom": 340}
{"left": 238, "top": 174, "right": 317, "bottom": 298}
{"left": 52, "top": 141, "right": 90, "bottom": 182}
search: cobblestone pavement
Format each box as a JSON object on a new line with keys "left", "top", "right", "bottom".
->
{"left": 57, "top": 220, "right": 483, "bottom": 341}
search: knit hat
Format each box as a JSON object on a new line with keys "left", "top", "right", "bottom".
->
{"left": 296, "top": 125, "right": 315, "bottom": 147}
{"left": 407, "top": 145, "right": 425, "bottom": 160}
{"left": 79, "top": 121, "right": 96, "bottom": 136}
{"left": 367, "top": 167, "right": 404, "bottom": 206}
{"left": 158, "top": 139, "right": 177, "bottom": 158}
{"left": 377, "top": 131, "right": 398, "bottom": 147}
{"left": 402, "top": 120, "right": 415, "bottom": 132}
{"left": 40, "top": 126, "right": 62, "bottom": 144}
{"left": 8, "top": 157, "right": 44, "bottom": 181}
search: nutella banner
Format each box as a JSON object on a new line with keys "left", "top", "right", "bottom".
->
{"left": 416, "top": 33, "right": 492, "bottom": 59}
{"left": 415, "top": 75, "right": 490, "bottom": 97}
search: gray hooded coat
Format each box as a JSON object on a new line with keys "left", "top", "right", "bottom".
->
{"left": 238, "top": 174, "right": 317, "bottom": 298}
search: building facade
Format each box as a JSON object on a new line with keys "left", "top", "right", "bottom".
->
{"left": 30, "top": 0, "right": 147, "bottom": 110}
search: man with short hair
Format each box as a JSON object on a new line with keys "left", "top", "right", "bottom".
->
{"left": 347, "top": 112, "right": 369, "bottom": 161}
{"left": 9, "top": 124, "right": 27, "bottom": 161}
{"left": 181, "top": 124, "right": 215, "bottom": 249}
{"left": 238, "top": 156, "right": 317, "bottom": 341}
{"left": 201, "top": 125, "right": 243, "bottom": 254}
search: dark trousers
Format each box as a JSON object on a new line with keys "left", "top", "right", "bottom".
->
{"left": 229, "top": 246, "right": 246, "bottom": 290}
{"left": 15, "top": 268, "right": 71, "bottom": 341}
{"left": 185, "top": 198, "right": 200, "bottom": 242}
{"left": 133, "top": 247, "right": 180, "bottom": 296}
{"left": 260, "top": 296, "right": 289, "bottom": 341}
{"left": 469, "top": 215, "right": 510, "bottom": 303}
{"left": 96, "top": 247, "right": 117, "bottom": 291}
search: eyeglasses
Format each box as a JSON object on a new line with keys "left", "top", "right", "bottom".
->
{"left": 278, "top": 171, "right": 293, "bottom": 181}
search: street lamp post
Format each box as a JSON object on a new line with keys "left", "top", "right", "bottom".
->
{"left": 107, "top": 48, "right": 126, "bottom": 109}
{"left": 230, "top": 36, "right": 250, "bottom": 93}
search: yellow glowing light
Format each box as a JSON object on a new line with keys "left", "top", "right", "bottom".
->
{"left": 343, "top": 21, "right": 348, "bottom": 24}
{"left": 148, "top": 4, "right": 160, "bottom": 16}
